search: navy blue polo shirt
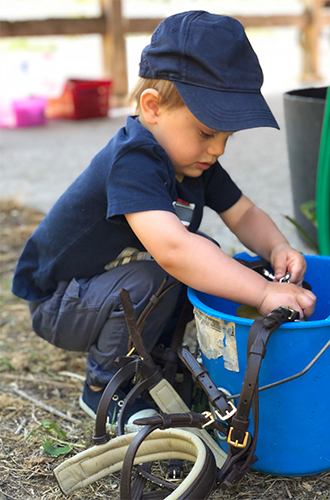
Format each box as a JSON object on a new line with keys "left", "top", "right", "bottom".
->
{"left": 12, "top": 116, "right": 241, "bottom": 301}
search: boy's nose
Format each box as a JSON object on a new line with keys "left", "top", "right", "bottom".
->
{"left": 207, "top": 139, "right": 226, "bottom": 158}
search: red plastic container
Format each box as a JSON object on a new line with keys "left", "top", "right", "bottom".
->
{"left": 47, "top": 79, "right": 113, "bottom": 120}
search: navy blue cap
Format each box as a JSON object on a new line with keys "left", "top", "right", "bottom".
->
{"left": 139, "top": 11, "right": 279, "bottom": 131}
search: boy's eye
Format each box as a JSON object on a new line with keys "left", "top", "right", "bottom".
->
{"left": 200, "top": 131, "right": 215, "bottom": 139}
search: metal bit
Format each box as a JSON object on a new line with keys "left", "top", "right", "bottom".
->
{"left": 279, "top": 272, "right": 291, "bottom": 283}
{"left": 262, "top": 269, "right": 275, "bottom": 280}
{"left": 262, "top": 269, "right": 291, "bottom": 283}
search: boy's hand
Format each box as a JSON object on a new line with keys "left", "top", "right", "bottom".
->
{"left": 269, "top": 244, "right": 307, "bottom": 285}
{"left": 257, "top": 281, "right": 316, "bottom": 319}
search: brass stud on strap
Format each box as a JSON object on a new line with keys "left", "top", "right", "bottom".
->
{"left": 127, "top": 347, "right": 136, "bottom": 356}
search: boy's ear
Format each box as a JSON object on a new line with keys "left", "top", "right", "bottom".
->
{"left": 140, "top": 89, "right": 162, "bottom": 124}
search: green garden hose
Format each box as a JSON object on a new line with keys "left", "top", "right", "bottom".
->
{"left": 316, "top": 86, "right": 330, "bottom": 255}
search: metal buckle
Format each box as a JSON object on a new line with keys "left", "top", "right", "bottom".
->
{"left": 201, "top": 411, "right": 215, "bottom": 428}
{"left": 166, "top": 471, "right": 182, "bottom": 482}
{"left": 286, "top": 307, "right": 299, "bottom": 321}
{"left": 215, "top": 401, "right": 237, "bottom": 421}
{"left": 227, "top": 427, "right": 249, "bottom": 448}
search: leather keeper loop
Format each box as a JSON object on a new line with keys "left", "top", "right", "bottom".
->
{"left": 149, "top": 294, "right": 161, "bottom": 305}
{"left": 249, "top": 340, "right": 266, "bottom": 357}
{"left": 163, "top": 349, "right": 179, "bottom": 363}
{"left": 230, "top": 417, "right": 250, "bottom": 432}
{"left": 160, "top": 412, "right": 172, "bottom": 429}
{"left": 92, "top": 433, "right": 110, "bottom": 446}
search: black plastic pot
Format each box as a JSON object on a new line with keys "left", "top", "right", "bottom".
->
{"left": 283, "top": 87, "right": 327, "bottom": 247}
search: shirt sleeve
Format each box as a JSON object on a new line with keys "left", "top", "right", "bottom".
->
{"left": 203, "top": 161, "right": 242, "bottom": 213}
{"left": 106, "top": 146, "right": 177, "bottom": 219}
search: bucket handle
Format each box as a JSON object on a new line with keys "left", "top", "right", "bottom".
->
{"left": 230, "top": 338, "right": 330, "bottom": 399}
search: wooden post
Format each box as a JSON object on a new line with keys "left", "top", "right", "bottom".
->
{"left": 300, "top": 0, "right": 322, "bottom": 80}
{"left": 101, "top": 0, "right": 128, "bottom": 100}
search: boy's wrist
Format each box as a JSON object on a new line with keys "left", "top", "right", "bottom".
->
{"left": 267, "top": 240, "right": 290, "bottom": 262}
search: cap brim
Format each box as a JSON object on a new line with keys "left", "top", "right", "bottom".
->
{"left": 173, "top": 81, "right": 279, "bottom": 131}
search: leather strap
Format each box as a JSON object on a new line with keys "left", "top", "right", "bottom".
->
{"left": 178, "top": 347, "right": 236, "bottom": 420}
{"left": 124, "top": 277, "right": 181, "bottom": 355}
{"left": 120, "top": 287, "right": 156, "bottom": 367}
{"left": 163, "top": 299, "right": 194, "bottom": 387}
{"left": 175, "top": 347, "right": 255, "bottom": 488}
{"left": 229, "top": 307, "right": 299, "bottom": 453}
{"left": 93, "top": 356, "right": 163, "bottom": 442}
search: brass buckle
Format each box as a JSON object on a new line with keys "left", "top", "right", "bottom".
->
{"left": 215, "top": 401, "right": 237, "bottom": 421}
{"left": 201, "top": 411, "right": 215, "bottom": 428}
{"left": 286, "top": 307, "right": 298, "bottom": 321}
{"left": 227, "top": 427, "right": 249, "bottom": 448}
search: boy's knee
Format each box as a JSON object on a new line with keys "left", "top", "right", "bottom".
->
{"left": 108, "top": 260, "right": 177, "bottom": 307}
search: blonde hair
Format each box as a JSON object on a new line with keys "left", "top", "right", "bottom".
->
{"left": 129, "top": 78, "right": 184, "bottom": 113}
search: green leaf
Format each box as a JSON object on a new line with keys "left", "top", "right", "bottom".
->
{"left": 0, "top": 358, "right": 16, "bottom": 371}
{"left": 26, "top": 429, "right": 37, "bottom": 441}
{"left": 41, "top": 420, "right": 67, "bottom": 440}
{"left": 284, "top": 215, "right": 319, "bottom": 253}
{"left": 42, "top": 440, "right": 71, "bottom": 457}
{"left": 300, "top": 200, "right": 317, "bottom": 225}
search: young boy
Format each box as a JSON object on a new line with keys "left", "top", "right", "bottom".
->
{"left": 12, "top": 11, "right": 316, "bottom": 428}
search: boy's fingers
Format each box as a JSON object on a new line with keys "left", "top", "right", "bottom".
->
{"left": 258, "top": 283, "right": 316, "bottom": 319}
{"left": 275, "top": 262, "right": 303, "bottom": 285}
{"left": 299, "top": 289, "right": 316, "bottom": 318}
{"left": 286, "top": 289, "right": 315, "bottom": 319}
{"left": 274, "top": 257, "right": 287, "bottom": 280}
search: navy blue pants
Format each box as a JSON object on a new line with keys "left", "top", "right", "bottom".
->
{"left": 29, "top": 261, "right": 184, "bottom": 387}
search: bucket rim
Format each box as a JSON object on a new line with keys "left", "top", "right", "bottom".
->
{"left": 187, "top": 287, "right": 330, "bottom": 330}
{"left": 283, "top": 86, "right": 327, "bottom": 102}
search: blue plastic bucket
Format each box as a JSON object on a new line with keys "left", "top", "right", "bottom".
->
{"left": 188, "top": 254, "right": 330, "bottom": 476}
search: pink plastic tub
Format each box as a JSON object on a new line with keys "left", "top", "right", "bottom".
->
{"left": 12, "top": 97, "right": 47, "bottom": 127}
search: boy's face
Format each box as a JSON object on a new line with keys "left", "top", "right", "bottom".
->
{"left": 148, "top": 103, "right": 233, "bottom": 182}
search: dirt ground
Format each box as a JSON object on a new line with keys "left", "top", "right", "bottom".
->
{"left": 0, "top": 198, "right": 329, "bottom": 500}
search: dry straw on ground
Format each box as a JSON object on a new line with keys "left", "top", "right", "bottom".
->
{"left": 0, "top": 199, "right": 329, "bottom": 500}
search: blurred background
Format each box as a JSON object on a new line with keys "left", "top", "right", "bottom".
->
{"left": 1, "top": 0, "right": 329, "bottom": 103}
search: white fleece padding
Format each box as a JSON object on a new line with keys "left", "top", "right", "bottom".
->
{"left": 54, "top": 428, "right": 207, "bottom": 497}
